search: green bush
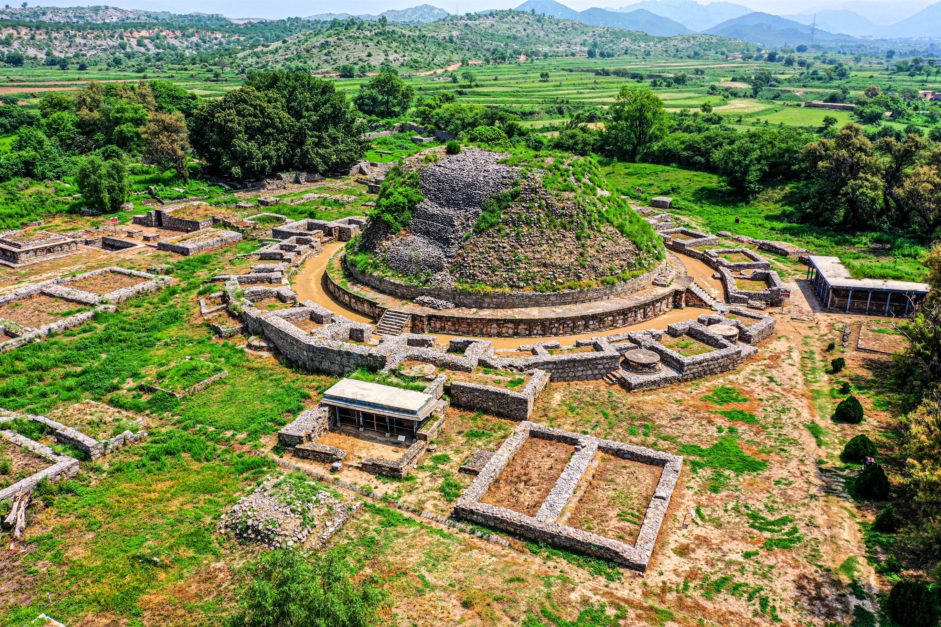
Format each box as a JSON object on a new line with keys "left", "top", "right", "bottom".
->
{"left": 839, "top": 381, "right": 852, "bottom": 395}
{"left": 854, "top": 463, "right": 890, "bottom": 500}
{"left": 464, "top": 125, "right": 508, "bottom": 146}
{"left": 873, "top": 505, "right": 900, "bottom": 533}
{"left": 0, "top": 454, "right": 10, "bottom": 475}
{"left": 370, "top": 167, "right": 423, "bottom": 233}
{"left": 445, "top": 140, "right": 461, "bottom": 155}
{"left": 229, "top": 548, "right": 383, "bottom": 626}
{"left": 886, "top": 580, "right": 939, "bottom": 627}
{"left": 831, "top": 357, "right": 846, "bottom": 373}
{"left": 841, "top": 434, "right": 877, "bottom": 463}
{"left": 833, "top": 396, "right": 864, "bottom": 424}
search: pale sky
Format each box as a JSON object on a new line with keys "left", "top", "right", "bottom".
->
{"left": 19, "top": 0, "right": 936, "bottom": 22}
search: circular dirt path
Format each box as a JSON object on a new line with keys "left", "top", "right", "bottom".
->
{"left": 291, "top": 242, "right": 717, "bottom": 349}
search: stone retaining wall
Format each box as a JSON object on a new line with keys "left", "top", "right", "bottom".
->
{"left": 449, "top": 369, "right": 550, "bottom": 420}
{"left": 698, "top": 309, "right": 776, "bottom": 345}
{"left": 0, "top": 428, "right": 80, "bottom": 501}
{"left": 278, "top": 406, "right": 329, "bottom": 447}
{"left": 157, "top": 230, "right": 242, "bottom": 255}
{"left": 344, "top": 254, "right": 668, "bottom": 309}
{"left": 718, "top": 267, "right": 788, "bottom": 307}
{"left": 453, "top": 421, "right": 682, "bottom": 572}
{"left": 360, "top": 440, "right": 426, "bottom": 478}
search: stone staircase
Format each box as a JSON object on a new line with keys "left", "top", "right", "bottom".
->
{"left": 376, "top": 310, "right": 411, "bottom": 337}
{"left": 602, "top": 370, "right": 623, "bottom": 386}
{"left": 687, "top": 279, "right": 724, "bottom": 310}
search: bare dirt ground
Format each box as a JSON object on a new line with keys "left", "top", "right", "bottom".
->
{"left": 481, "top": 437, "right": 573, "bottom": 516}
{"left": 0, "top": 293, "right": 86, "bottom": 328}
{"left": 0, "top": 438, "right": 50, "bottom": 490}
{"left": 47, "top": 401, "right": 142, "bottom": 441}
{"left": 65, "top": 271, "right": 145, "bottom": 295}
{"left": 561, "top": 452, "right": 662, "bottom": 545}
{"left": 316, "top": 431, "right": 406, "bottom": 463}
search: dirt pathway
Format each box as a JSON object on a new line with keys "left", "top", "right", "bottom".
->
{"left": 290, "top": 245, "right": 716, "bottom": 349}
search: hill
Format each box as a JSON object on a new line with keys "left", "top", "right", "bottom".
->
{"left": 308, "top": 5, "right": 450, "bottom": 24}
{"left": 353, "top": 149, "right": 663, "bottom": 292}
{"left": 786, "top": 10, "right": 881, "bottom": 38}
{"left": 0, "top": 5, "right": 230, "bottom": 25}
{"left": 618, "top": 0, "right": 750, "bottom": 31}
{"left": 235, "top": 12, "right": 728, "bottom": 73}
{"left": 515, "top": 0, "right": 688, "bottom": 36}
{"left": 706, "top": 12, "right": 855, "bottom": 47}
{"left": 884, "top": 1, "right": 941, "bottom": 38}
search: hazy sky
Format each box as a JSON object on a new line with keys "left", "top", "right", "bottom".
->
{"left": 20, "top": 0, "right": 936, "bottom": 21}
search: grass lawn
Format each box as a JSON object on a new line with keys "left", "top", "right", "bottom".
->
{"left": 603, "top": 161, "right": 927, "bottom": 282}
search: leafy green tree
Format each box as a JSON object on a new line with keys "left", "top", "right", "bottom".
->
{"left": 229, "top": 548, "right": 382, "bottom": 627}
{"left": 0, "top": 127, "right": 66, "bottom": 180}
{"left": 190, "top": 86, "right": 293, "bottom": 179}
{"left": 602, "top": 86, "right": 669, "bottom": 162}
{"left": 353, "top": 70, "right": 414, "bottom": 118}
{"left": 801, "top": 123, "right": 885, "bottom": 229}
{"left": 142, "top": 111, "right": 190, "bottom": 180}
{"left": 841, "top": 434, "right": 877, "bottom": 463}
{"left": 886, "top": 580, "right": 939, "bottom": 627}
{"left": 832, "top": 395, "right": 864, "bottom": 424}
{"left": 77, "top": 156, "right": 128, "bottom": 212}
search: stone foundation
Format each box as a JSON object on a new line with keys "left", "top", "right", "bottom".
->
{"left": 449, "top": 369, "right": 550, "bottom": 420}
{"left": 0, "top": 425, "right": 80, "bottom": 501}
{"left": 453, "top": 421, "right": 682, "bottom": 572}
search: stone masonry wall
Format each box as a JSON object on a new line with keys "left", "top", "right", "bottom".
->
{"left": 448, "top": 369, "right": 550, "bottom": 420}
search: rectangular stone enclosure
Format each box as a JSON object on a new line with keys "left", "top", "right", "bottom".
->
{"left": 453, "top": 421, "right": 682, "bottom": 572}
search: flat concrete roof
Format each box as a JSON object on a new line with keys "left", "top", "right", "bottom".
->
{"left": 809, "top": 256, "right": 929, "bottom": 294}
{"left": 323, "top": 378, "right": 436, "bottom": 422}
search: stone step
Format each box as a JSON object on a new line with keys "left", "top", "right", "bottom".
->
{"left": 376, "top": 310, "right": 411, "bottom": 337}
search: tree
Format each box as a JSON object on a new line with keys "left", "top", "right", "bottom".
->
{"left": 886, "top": 580, "right": 940, "bottom": 627}
{"left": 833, "top": 395, "right": 864, "bottom": 423}
{"left": 854, "top": 463, "right": 890, "bottom": 500}
{"left": 229, "top": 548, "right": 382, "bottom": 627}
{"left": 142, "top": 111, "right": 190, "bottom": 180}
{"left": 353, "top": 70, "right": 414, "bottom": 119}
{"left": 77, "top": 156, "right": 128, "bottom": 212}
{"left": 841, "top": 434, "right": 877, "bottom": 463}
{"left": 539, "top": 71, "right": 550, "bottom": 82}
{"left": 190, "top": 72, "right": 364, "bottom": 180}
{"left": 602, "top": 87, "right": 668, "bottom": 162}
{"left": 801, "top": 124, "right": 885, "bottom": 229}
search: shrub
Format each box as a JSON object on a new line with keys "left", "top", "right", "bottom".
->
{"left": 229, "top": 548, "right": 383, "bottom": 626}
{"left": 839, "top": 381, "right": 852, "bottom": 394}
{"left": 854, "top": 463, "right": 890, "bottom": 500}
{"left": 833, "top": 396, "right": 864, "bottom": 424}
{"left": 873, "top": 505, "right": 900, "bottom": 533}
{"left": 831, "top": 357, "right": 846, "bottom": 373}
{"left": 0, "top": 454, "right": 10, "bottom": 475}
{"left": 886, "top": 580, "right": 939, "bottom": 627}
{"left": 841, "top": 434, "right": 877, "bottom": 463}
{"left": 826, "top": 341, "right": 836, "bottom": 351}
{"left": 464, "top": 125, "right": 508, "bottom": 146}
{"left": 445, "top": 140, "right": 461, "bottom": 155}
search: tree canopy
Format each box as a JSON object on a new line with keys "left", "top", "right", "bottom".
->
{"left": 602, "top": 86, "right": 669, "bottom": 162}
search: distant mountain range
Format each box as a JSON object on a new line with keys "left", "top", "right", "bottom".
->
{"left": 618, "top": 0, "right": 750, "bottom": 31}
{"left": 307, "top": 4, "right": 450, "bottom": 24}
{"left": 514, "top": 0, "right": 941, "bottom": 44}
{"left": 515, "top": 0, "right": 689, "bottom": 36}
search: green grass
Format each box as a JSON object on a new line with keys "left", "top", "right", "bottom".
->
{"left": 702, "top": 386, "right": 749, "bottom": 406}
{"left": 148, "top": 359, "right": 225, "bottom": 394}
{"left": 714, "top": 409, "right": 759, "bottom": 425}
{"left": 679, "top": 436, "right": 768, "bottom": 476}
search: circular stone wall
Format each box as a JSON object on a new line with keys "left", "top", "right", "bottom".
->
{"left": 343, "top": 254, "right": 671, "bottom": 309}
{"left": 325, "top": 252, "right": 691, "bottom": 338}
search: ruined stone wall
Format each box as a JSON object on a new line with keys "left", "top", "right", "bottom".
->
{"left": 360, "top": 440, "right": 426, "bottom": 478}
{"left": 344, "top": 255, "right": 668, "bottom": 309}
{"left": 0, "top": 428, "right": 79, "bottom": 501}
{"left": 157, "top": 230, "right": 242, "bottom": 256}
{"left": 448, "top": 369, "right": 550, "bottom": 420}
{"left": 278, "top": 406, "right": 330, "bottom": 447}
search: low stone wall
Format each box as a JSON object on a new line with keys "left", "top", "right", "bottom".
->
{"left": 278, "top": 406, "right": 329, "bottom": 447}
{"left": 0, "top": 428, "right": 79, "bottom": 501}
{"left": 660, "top": 228, "right": 719, "bottom": 252}
{"left": 157, "top": 230, "right": 242, "bottom": 255}
{"left": 453, "top": 421, "right": 682, "bottom": 573}
{"left": 360, "top": 440, "right": 426, "bottom": 478}
{"left": 704, "top": 248, "right": 771, "bottom": 272}
{"left": 484, "top": 343, "right": 621, "bottom": 382}
{"left": 718, "top": 267, "right": 788, "bottom": 307}
{"left": 294, "top": 442, "right": 346, "bottom": 463}
{"left": 619, "top": 321, "right": 757, "bottom": 391}
{"left": 698, "top": 309, "right": 776, "bottom": 345}
{"left": 343, "top": 254, "right": 669, "bottom": 309}
{"left": 449, "top": 369, "right": 550, "bottom": 420}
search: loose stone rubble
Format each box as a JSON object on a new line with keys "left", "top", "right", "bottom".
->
{"left": 453, "top": 421, "right": 682, "bottom": 573}
{"left": 219, "top": 474, "right": 357, "bottom": 549}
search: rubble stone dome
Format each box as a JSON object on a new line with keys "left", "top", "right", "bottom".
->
{"left": 355, "top": 148, "right": 664, "bottom": 293}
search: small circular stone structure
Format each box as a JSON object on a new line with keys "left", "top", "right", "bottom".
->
{"left": 710, "top": 323, "right": 740, "bottom": 344}
{"left": 623, "top": 348, "right": 661, "bottom": 373}
{"left": 399, "top": 362, "right": 438, "bottom": 378}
